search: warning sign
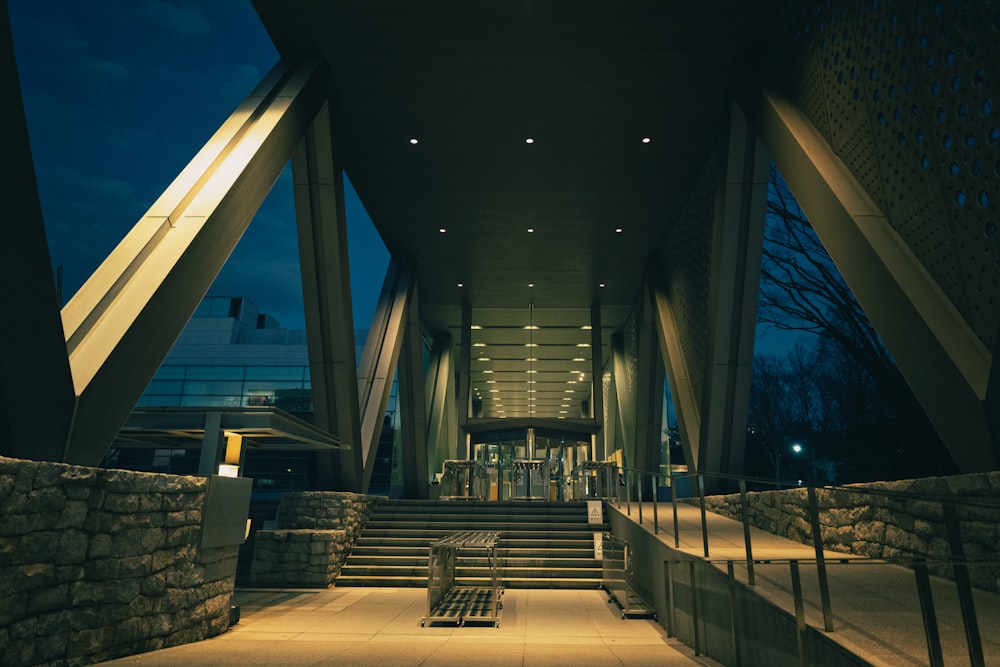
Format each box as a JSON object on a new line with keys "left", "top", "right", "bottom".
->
{"left": 593, "top": 532, "right": 603, "bottom": 561}
{"left": 587, "top": 500, "right": 604, "bottom": 525}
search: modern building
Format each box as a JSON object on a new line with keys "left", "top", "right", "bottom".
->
{"left": 4, "top": 0, "right": 999, "bottom": 497}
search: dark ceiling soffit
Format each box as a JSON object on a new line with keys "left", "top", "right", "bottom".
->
{"left": 464, "top": 417, "right": 598, "bottom": 436}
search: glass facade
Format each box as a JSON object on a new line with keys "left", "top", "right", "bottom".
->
{"left": 137, "top": 364, "right": 312, "bottom": 412}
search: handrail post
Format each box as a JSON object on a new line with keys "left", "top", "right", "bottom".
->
{"left": 626, "top": 471, "right": 631, "bottom": 516}
{"left": 727, "top": 561, "right": 743, "bottom": 667}
{"left": 698, "top": 473, "right": 709, "bottom": 558}
{"left": 671, "top": 475, "right": 680, "bottom": 548}
{"left": 689, "top": 559, "right": 702, "bottom": 656}
{"left": 790, "top": 560, "right": 807, "bottom": 667}
{"left": 739, "top": 479, "right": 755, "bottom": 586}
{"left": 807, "top": 485, "right": 834, "bottom": 631}
{"left": 652, "top": 474, "right": 659, "bottom": 535}
{"left": 913, "top": 558, "right": 945, "bottom": 667}
{"left": 943, "top": 503, "right": 985, "bottom": 667}
{"left": 638, "top": 471, "right": 644, "bottom": 525}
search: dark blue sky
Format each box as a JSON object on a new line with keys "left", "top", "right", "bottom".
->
{"left": 9, "top": 0, "right": 388, "bottom": 330}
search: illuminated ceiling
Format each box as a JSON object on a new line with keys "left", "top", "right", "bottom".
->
{"left": 253, "top": 1, "right": 780, "bottom": 422}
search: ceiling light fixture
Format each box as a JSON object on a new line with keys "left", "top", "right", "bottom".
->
{"left": 439, "top": 227, "right": 446, "bottom": 233}
{"left": 599, "top": 283, "right": 606, "bottom": 288}
{"left": 642, "top": 137, "right": 651, "bottom": 144}
{"left": 576, "top": 343, "right": 591, "bottom": 348}
{"left": 525, "top": 137, "right": 534, "bottom": 144}
{"left": 457, "top": 283, "right": 463, "bottom": 287}
{"left": 527, "top": 228, "right": 535, "bottom": 233}
{"left": 615, "top": 228, "right": 623, "bottom": 233}
{"left": 409, "top": 138, "right": 419, "bottom": 145}
{"left": 473, "top": 342, "right": 486, "bottom": 347}
{"left": 573, "top": 357, "right": 586, "bottom": 362}
{"left": 483, "top": 370, "right": 493, "bottom": 374}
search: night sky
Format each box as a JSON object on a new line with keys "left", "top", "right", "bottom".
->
{"left": 8, "top": 0, "right": 388, "bottom": 330}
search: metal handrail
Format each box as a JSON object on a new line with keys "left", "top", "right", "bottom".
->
{"left": 609, "top": 465, "right": 992, "bottom": 667}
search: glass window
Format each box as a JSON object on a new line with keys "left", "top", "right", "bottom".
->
{"left": 136, "top": 394, "right": 181, "bottom": 407}
{"left": 182, "top": 380, "right": 244, "bottom": 396}
{"left": 245, "top": 366, "right": 306, "bottom": 381}
{"left": 245, "top": 381, "right": 304, "bottom": 393}
{"left": 153, "top": 366, "right": 186, "bottom": 380}
{"left": 180, "top": 395, "right": 241, "bottom": 407}
{"left": 184, "top": 366, "right": 245, "bottom": 381}
{"left": 146, "top": 380, "right": 183, "bottom": 395}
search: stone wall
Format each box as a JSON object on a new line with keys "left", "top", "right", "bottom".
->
{"left": 693, "top": 473, "right": 1000, "bottom": 593}
{"left": 0, "top": 456, "right": 242, "bottom": 667}
{"left": 249, "top": 492, "right": 376, "bottom": 587}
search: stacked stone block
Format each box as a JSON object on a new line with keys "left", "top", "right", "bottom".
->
{"left": 0, "top": 456, "right": 239, "bottom": 667}
{"left": 249, "top": 492, "right": 376, "bottom": 587}
{"left": 693, "top": 472, "right": 1000, "bottom": 593}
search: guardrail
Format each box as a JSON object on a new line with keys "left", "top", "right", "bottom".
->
{"left": 606, "top": 467, "right": 997, "bottom": 667}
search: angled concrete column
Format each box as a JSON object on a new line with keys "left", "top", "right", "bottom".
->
{"left": 648, "top": 270, "right": 702, "bottom": 474}
{"left": 357, "top": 259, "right": 415, "bottom": 491}
{"left": 635, "top": 295, "right": 665, "bottom": 477}
{"left": 699, "top": 104, "right": 769, "bottom": 479}
{"left": 455, "top": 302, "right": 472, "bottom": 460}
{"left": 292, "top": 99, "right": 362, "bottom": 491}
{"left": 197, "top": 412, "right": 224, "bottom": 476}
{"left": 610, "top": 332, "right": 635, "bottom": 469}
{"left": 740, "top": 86, "right": 997, "bottom": 472}
{"left": 425, "top": 333, "right": 455, "bottom": 476}
{"left": 0, "top": 4, "right": 75, "bottom": 462}
{"left": 590, "top": 303, "right": 606, "bottom": 461}
{"left": 59, "top": 60, "right": 329, "bottom": 465}
{"left": 397, "top": 282, "right": 429, "bottom": 498}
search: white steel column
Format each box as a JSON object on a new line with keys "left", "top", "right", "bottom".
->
{"left": 292, "top": 99, "right": 363, "bottom": 491}
{"left": 59, "top": 60, "right": 328, "bottom": 465}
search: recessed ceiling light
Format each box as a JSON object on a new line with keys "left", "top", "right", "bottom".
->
{"left": 471, "top": 325, "right": 482, "bottom": 330}
{"left": 559, "top": 410, "right": 568, "bottom": 414}
{"left": 581, "top": 325, "right": 592, "bottom": 330}
{"left": 439, "top": 227, "right": 446, "bottom": 233}
{"left": 483, "top": 370, "right": 493, "bottom": 373}
{"left": 568, "top": 380, "right": 578, "bottom": 384}
{"left": 573, "top": 357, "right": 586, "bottom": 362}
{"left": 489, "top": 389, "right": 499, "bottom": 393}
{"left": 523, "top": 325, "right": 539, "bottom": 330}
{"left": 599, "top": 283, "right": 605, "bottom": 288}
{"left": 615, "top": 228, "right": 623, "bottom": 233}
{"left": 526, "top": 370, "right": 537, "bottom": 374}
{"left": 409, "top": 138, "right": 419, "bottom": 145}
{"left": 477, "top": 357, "right": 490, "bottom": 361}
{"left": 564, "top": 389, "right": 575, "bottom": 393}
{"left": 457, "top": 283, "right": 464, "bottom": 287}
{"left": 528, "top": 283, "right": 534, "bottom": 288}
{"left": 527, "top": 228, "right": 535, "bottom": 233}
{"left": 525, "top": 343, "right": 538, "bottom": 347}
{"left": 527, "top": 380, "right": 536, "bottom": 384}
{"left": 473, "top": 342, "right": 486, "bottom": 347}
{"left": 576, "top": 343, "right": 591, "bottom": 348}
{"left": 525, "top": 357, "right": 538, "bottom": 362}
{"left": 525, "top": 137, "right": 534, "bottom": 144}
{"left": 486, "top": 380, "right": 496, "bottom": 383}
{"left": 642, "top": 137, "right": 651, "bottom": 144}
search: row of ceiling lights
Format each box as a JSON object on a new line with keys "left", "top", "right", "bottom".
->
{"left": 409, "top": 137, "right": 653, "bottom": 145}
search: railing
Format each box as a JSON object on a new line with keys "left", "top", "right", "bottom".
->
{"left": 606, "top": 467, "right": 998, "bottom": 667}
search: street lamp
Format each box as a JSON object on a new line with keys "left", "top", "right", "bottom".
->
{"left": 790, "top": 442, "right": 816, "bottom": 484}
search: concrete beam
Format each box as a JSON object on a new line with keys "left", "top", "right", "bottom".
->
{"left": 60, "top": 60, "right": 329, "bottom": 465}
{"left": 739, "top": 86, "right": 997, "bottom": 472}
{"left": 291, "top": 99, "right": 362, "bottom": 491}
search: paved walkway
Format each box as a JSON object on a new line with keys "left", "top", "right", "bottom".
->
{"left": 100, "top": 587, "right": 718, "bottom": 666}
{"left": 100, "top": 500, "right": 999, "bottom": 666}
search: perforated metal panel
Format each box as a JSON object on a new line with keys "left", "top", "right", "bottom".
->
{"left": 773, "top": 0, "right": 1000, "bottom": 348}
{"left": 660, "top": 143, "right": 723, "bottom": 405}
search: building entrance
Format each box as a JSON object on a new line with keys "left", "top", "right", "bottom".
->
{"left": 470, "top": 427, "right": 592, "bottom": 501}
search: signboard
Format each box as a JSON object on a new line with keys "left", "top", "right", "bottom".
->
{"left": 587, "top": 500, "right": 604, "bottom": 525}
{"left": 593, "top": 532, "right": 603, "bottom": 561}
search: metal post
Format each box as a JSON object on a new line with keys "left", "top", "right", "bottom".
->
{"left": 626, "top": 471, "right": 631, "bottom": 516}
{"left": 638, "top": 471, "right": 644, "bottom": 525}
{"left": 653, "top": 474, "right": 659, "bottom": 535}
{"left": 727, "top": 561, "right": 743, "bottom": 667}
{"left": 790, "top": 560, "right": 808, "bottom": 667}
{"left": 739, "top": 479, "right": 755, "bottom": 586}
{"left": 689, "top": 560, "right": 701, "bottom": 656}
{"left": 943, "top": 503, "right": 985, "bottom": 667}
{"left": 672, "top": 477, "right": 680, "bottom": 548}
{"left": 913, "top": 559, "right": 945, "bottom": 667}
{"left": 807, "top": 486, "right": 834, "bottom": 631}
{"left": 663, "top": 560, "right": 675, "bottom": 637}
{"left": 698, "top": 473, "right": 709, "bottom": 558}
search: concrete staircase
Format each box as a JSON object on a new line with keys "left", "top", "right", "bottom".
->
{"left": 336, "top": 499, "right": 608, "bottom": 588}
